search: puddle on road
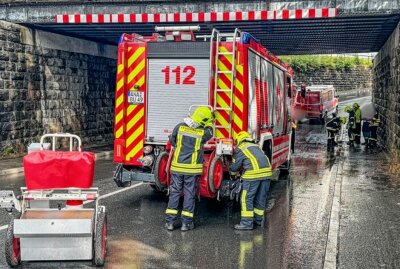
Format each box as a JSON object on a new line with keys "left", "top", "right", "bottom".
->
{"left": 105, "top": 239, "right": 170, "bottom": 269}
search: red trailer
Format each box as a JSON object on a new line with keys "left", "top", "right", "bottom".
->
{"left": 113, "top": 26, "right": 294, "bottom": 199}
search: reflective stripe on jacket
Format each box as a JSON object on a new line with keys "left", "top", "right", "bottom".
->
{"left": 229, "top": 142, "right": 272, "bottom": 180}
{"left": 355, "top": 108, "right": 362, "bottom": 123}
{"left": 170, "top": 123, "right": 213, "bottom": 175}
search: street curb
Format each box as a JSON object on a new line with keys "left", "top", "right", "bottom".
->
{"left": 0, "top": 150, "right": 114, "bottom": 177}
{"left": 323, "top": 156, "right": 343, "bottom": 269}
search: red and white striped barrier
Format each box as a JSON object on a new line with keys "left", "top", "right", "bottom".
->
{"left": 56, "top": 8, "right": 337, "bottom": 24}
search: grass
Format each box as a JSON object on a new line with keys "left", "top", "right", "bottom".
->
{"left": 279, "top": 55, "right": 373, "bottom": 72}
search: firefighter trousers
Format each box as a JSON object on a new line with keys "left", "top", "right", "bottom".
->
{"left": 348, "top": 128, "right": 354, "bottom": 142}
{"left": 369, "top": 126, "right": 378, "bottom": 147}
{"left": 354, "top": 123, "right": 361, "bottom": 144}
{"left": 165, "top": 173, "right": 198, "bottom": 225}
{"left": 240, "top": 179, "right": 271, "bottom": 227}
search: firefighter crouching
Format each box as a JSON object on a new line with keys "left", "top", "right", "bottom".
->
{"left": 353, "top": 103, "right": 362, "bottom": 145}
{"left": 326, "top": 113, "right": 342, "bottom": 149}
{"left": 345, "top": 106, "right": 356, "bottom": 146}
{"left": 368, "top": 113, "right": 380, "bottom": 149}
{"left": 165, "top": 107, "right": 213, "bottom": 231}
{"left": 229, "top": 131, "right": 272, "bottom": 230}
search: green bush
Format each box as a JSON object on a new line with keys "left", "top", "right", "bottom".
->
{"left": 279, "top": 55, "right": 373, "bottom": 72}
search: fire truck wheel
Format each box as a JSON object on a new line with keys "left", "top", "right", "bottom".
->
{"left": 5, "top": 218, "right": 20, "bottom": 268}
{"left": 154, "top": 151, "right": 169, "bottom": 191}
{"left": 94, "top": 211, "right": 107, "bottom": 267}
{"left": 208, "top": 156, "right": 224, "bottom": 193}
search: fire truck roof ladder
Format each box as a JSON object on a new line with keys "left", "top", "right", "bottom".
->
{"left": 211, "top": 28, "right": 241, "bottom": 139}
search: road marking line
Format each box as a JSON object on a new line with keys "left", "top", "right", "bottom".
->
{"left": 0, "top": 182, "right": 144, "bottom": 231}
{"left": 323, "top": 161, "right": 343, "bottom": 269}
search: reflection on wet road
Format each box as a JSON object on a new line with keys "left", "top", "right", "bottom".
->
{"left": 0, "top": 124, "right": 335, "bottom": 269}
{"left": 0, "top": 96, "right": 399, "bottom": 268}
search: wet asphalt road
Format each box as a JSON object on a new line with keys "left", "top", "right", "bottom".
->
{"left": 0, "top": 97, "right": 399, "bottom": 269}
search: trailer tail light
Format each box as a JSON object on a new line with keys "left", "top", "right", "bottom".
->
{"left": 319, "top": 104, "right": 323, "bottom": 112}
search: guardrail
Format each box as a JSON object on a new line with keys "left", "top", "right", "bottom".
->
{"left": 338, "top": 88, "right": 371, "bottom": 101}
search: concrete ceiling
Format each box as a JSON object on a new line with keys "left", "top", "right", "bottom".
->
{"left": 24, "top": 14, "right": 400, "bottom": 55}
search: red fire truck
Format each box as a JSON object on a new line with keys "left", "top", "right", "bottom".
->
{"left": 113, "top": 26, "right": 294, "bottom": 199}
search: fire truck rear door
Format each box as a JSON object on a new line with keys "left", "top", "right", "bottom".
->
{"left": 146, "top": 43, "right": 211, "bottom": 143}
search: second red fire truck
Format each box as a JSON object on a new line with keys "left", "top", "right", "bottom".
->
{"left": 113, "top": 26, "right": 294, "bottom": 200}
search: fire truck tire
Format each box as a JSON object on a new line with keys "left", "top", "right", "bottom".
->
{"left": 154, "top": 151, "right": 169, "bottom": 191}
{"left": 5, "top": 218, "right": 20, "bottom": 268}
{"left": 94, "top": 211, "right": 107, "bottom": 267}
{"left": 208, "top": 156, "right": 224, "bottom": 193}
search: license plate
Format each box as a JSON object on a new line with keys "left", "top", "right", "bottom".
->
{"left": 128, "top": 91, "right": 144, "bottom": 104}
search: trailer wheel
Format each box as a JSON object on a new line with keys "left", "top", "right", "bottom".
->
{"left": 208, "top": 156, "right": 223, "bottom": 193}
{"left": 154, "top": 151, "right": 169, "bottom": 191}
{"left": 5, "top": 218, "right": 20, "bottom": 268}
{"left": 94, "top": 211, "right": 107, "bottom": 267}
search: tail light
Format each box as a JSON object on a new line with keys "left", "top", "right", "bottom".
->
{"left": 319, "top": 104, "right": 323, "bottom": 112}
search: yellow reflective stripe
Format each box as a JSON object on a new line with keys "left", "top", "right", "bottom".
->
{"left": 239, "top": 143, "right": 259, "bottom": 170}
{"left": 244, "top": 167, "right": 272, "bottom": 175}
{"left": 165, "top": 209, "right": 178, "bottom": 215}
{"left": 254, "top": 208, "right": 264, "bottom": 216}
{"left": 181, "top": 211, "right": 194, "bottom": 218}
{"left": 241, "top": 190, "right": 247, "bottom": 212}
{"left": 241, "top": 211, "right": 254, "bottom": 218}
{"left": 173, "top": 134, "right": 183, "bottom": 163}
{"left": 242, "top": 173, "right": 272, "bottom": 179}
{"left": 241, "top": 190, "right": 254, "bottom": 217}
{"left": 242, "top": 148, "right": 259, "bottom": 170}
{"left": 170, "top": 166, "right": 203, "bottom": 174}
{"left": 171, "top": 162, "right": 203, "bottom": 169}
{"left": 191, "top": 137, "right": 201, "bottom": 165}
{"left": 179, "top": 126, "right": 204, "bottom": 136}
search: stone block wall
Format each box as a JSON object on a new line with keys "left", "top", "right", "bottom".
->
{"left": 293, "top": 67, "right": 372, "bottom": 92}
{"left": 373, "top": 22, "right": 400, "bottom": 156}
{"left": 0, "top": 20, "right": 116, "bottom": 157}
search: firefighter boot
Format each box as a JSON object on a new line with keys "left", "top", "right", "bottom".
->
{"left": 165, "top": 223, "right": 175, "bottom": 231}
{"left": 181, "top": 222, "right": 194, "bottom": 231}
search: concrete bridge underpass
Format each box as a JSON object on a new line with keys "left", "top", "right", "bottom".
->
{"left": 0, "top": 0, "right": 400, "bottom": 54}
{"left": 0, "top": 0, "right": 399, "bottom": 156}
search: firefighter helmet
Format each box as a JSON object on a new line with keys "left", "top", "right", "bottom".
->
{"left": 235, "top": 131, "right": 252, "bottom": 145}
{"left": 340, "top": 117, "right": 347, "bottom": 124}
{"left": 344, "top": 106, "right": 352, "bottom": 113}
{"left": 353, "top": 102, "right": 359, "bottom": 109}
{"left": 191, "top": 107, "right": 213, "bottom": 127}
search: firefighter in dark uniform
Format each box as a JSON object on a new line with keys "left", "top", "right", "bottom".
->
{"left": 368, "top": 113, "right": 380, "bottom": 149}
{"left": 353, "top": 103, "right": 362, "bottom": 144}
{"left": 229, "top": 131, "right": 272, "bottom": 230}
{"left": 165, "top": 107, "right": 213, "bottom": 231}
{"left": 326, "top": 113, "right": 341, "bottom": 149}
{"left": 345, "top": 106, "right": 356, "bottom": 146}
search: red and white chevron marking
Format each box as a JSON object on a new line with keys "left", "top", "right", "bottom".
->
{"left": 56, "top": 8, "right": 337, "bottom": 24}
